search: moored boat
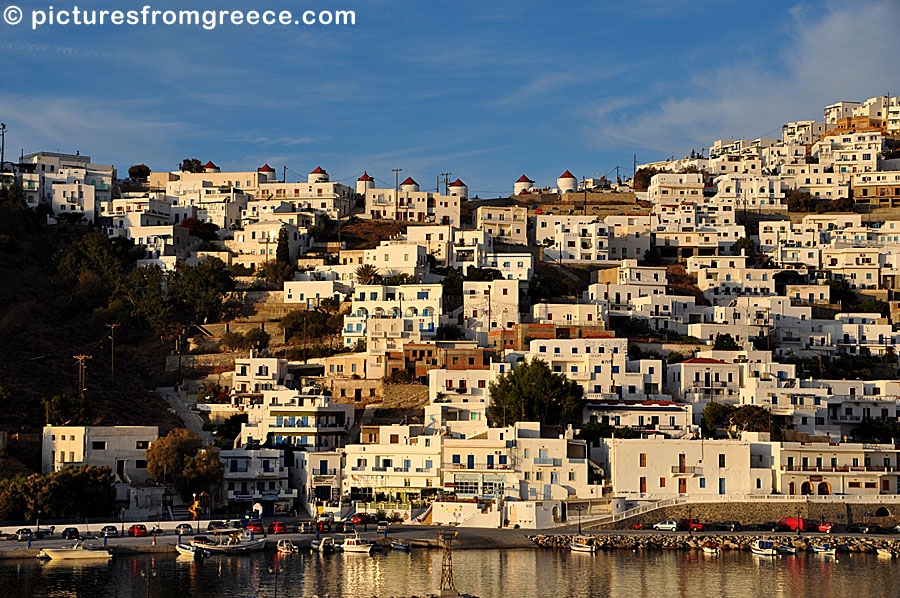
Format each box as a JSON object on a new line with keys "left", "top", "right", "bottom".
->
{"left": 811, "top": 543, "right": 836, "bottom": 556}
{"left": 342, "top": 532, "right": 374, "bottom": 554}
{"left": 175, "top": 543, "right": 210, "bottom": 559}
{"left": 569, "top": 536, "right": 596, "bottom": 553}
{"left": 191, "top": 530, "right": 266, "bottom": 554}
{"left": 750, "top": 540, "right": 777, "bottom": 556}
{"left": 38, "top": 540, "right": 112, "bottom": 561}
{"left": 701, "top": 541, "right": 719, "bottom": 555}
{"left": 312, "top": 537, "right": 335, "bottom": 554}
{"left": 277, "top": 539, "right": 299, "bottom": 554}
{"left": 390, "top": 540, "right": 410, "bottom": 552}
{"left": 776, "top": 545, "right": 798, "bottom": 555}
{"left": 877, "top": 547, "right": 896, "bottom": 558}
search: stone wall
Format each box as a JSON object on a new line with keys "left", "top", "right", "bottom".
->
{"left": 593, "top": 501, "right": 900, "bottom": 530}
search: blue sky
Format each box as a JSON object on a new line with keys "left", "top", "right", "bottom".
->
{"left": 1, "top": 0, "right": 897, "bottom": 196}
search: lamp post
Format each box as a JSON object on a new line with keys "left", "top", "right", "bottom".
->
{"left": 268, "top": 564, "right": 284, "bottom": 598}
{"left": 121, "top": 507, "right": 126, "bottom": 537}
{"left": 140, "top": 569, "right": 157, "bottom": 598}
{"left": 573, "top": 504, "right": 585, "bottom": 535}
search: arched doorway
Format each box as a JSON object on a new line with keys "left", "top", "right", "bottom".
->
{"left": 800, "top": 481, "right": 814, "bottom": 495}
{"left": 876, "top": 506, "right": 891, "bottom": 518}
{"left": 817, "top": 481, "right": 831, "bottom": 495}
{"left": 788, "top": 481, "right": 796, "bottom": 495}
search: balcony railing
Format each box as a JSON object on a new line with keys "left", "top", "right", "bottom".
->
{"left": 671, "top": 466, "right": 700, "bottom": 475}
{"left": 534, "top": 457, "right": 562, "bottom": 467}
{"left": 781, "top": 465, "right": 894, "bottom": 473}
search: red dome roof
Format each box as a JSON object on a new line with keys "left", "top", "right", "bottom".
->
{"left": 401, "top": 177, "right": 418, "bottom": 186}
{"left": 203, "top": 161, "right": 218, "bottom": 169}
{"left": 449, "top": 178, "right": 466, "bottom": 187}
{"left": 358, "top": 171, "right": 374, "bottom": 182}
{"left": 257, "top": 163, "right": 275, "bottom": 173}
{"left": 559, "top": 170, "right": 576, "bottom": 179}
{"left": 516, "top": 174, "right": 534, "bottom": 183}
{"left": 310, "top": 166, "right": 327, "bottom": 174}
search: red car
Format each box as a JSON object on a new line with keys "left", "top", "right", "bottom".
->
{"left": 267, "top": 521, "right": 287, "bottom": 534}
{"left": 679, "top": 519, "right": 703, "bottom": 531}
{"left": 128, "top": 524, "right": 148, "bottom": 537}
{"left": 350, "top": 514, "right": 373, "bottom": 525}
{"left": 245, "top": 521, "right": 264, "bottom": 534}
{"left": 317, "top": 520, "right": 331, "bottom": 532}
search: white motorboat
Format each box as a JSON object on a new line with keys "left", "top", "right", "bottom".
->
{"left": 390, "top": 540, "right": 410, "bottom": 552}
{"left": 277, "top": 539, "right": 300, "bottom": 554}
{"left": 877, "top": 547, "right": 896, "bottom": 558}
{"left": 312, "top": 537, "right": 335, "bottom": 554}
{"left": 701, "top": 541, "right": 719, "bottom": 555}
{"left": 777, "top": 545, "right": 798, "bottom": 555}
{"left": 175, "top": 543, "right": 210, "bottom": 559}
{"left": 38, "top": 540, "right": 112, "bottom": 561}
{"left": 811, "top": 543, "right": 836, "bottom": 556}
{"left": 342, "top": 532, "right": 374, "bottom": 555}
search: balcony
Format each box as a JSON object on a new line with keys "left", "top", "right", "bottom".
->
{"left": 534, "top": 457, "right": 563, "bottom": 467}
{"left": 671, "top": 466, "right": 700, "bottom": 475}
{"left": 781, "top": 465, "right": 894, "bottom": 473}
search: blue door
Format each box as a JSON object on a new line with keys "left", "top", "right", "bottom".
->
{"left": 543, "top": 485, "right": 551, "bottom": 500}
{"left": 718, "top": 478, "right": 726, "bottom": 495}
{"left": 487, "top": 455, "right": 494, "bottom": 469}
{"left": 467, "top": 455, "right": 475, "bottom": 470}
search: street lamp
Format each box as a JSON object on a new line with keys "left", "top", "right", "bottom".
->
{"left": 573, "top": 504, "right": 585, "bottom": 535}
{"left": 121, "top": 508, "right": 126, "bottom": 536}
{"left": 140, "top": 569, "right": 157, "bottom": 598}
{"left": 268, "top": 564, "right": 284, "bottom": 598}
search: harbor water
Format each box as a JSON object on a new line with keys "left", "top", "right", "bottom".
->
{"left": 1, "top": 547, "right": 898, "bottom": 597}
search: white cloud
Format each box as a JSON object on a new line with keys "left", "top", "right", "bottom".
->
{"left": 585, "top": 0, "right": 900, "bottom": 156}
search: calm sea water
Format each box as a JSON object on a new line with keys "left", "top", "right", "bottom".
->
{"left": 1, "top": 548, "right": 897, "bottom": 597}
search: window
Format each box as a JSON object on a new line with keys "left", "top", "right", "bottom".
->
{"left": 718, "top": 454, "right": 726, "bottom": 468}
{"left": 91, "top": 441, "right": 107, "bottom": 450}
{"left": 848, "top": 481, "right": 861, "bottom": 489}
{"left": 136, "top": 440, "right": 150, "bottom": 450}
{"left": 659, "top": 478, "right": 666, "bottom": 488}
{"left": 639, "top": 453, "right": 647, "bottom": 467}
{"left": 699, "top": 478, "right": 706, "bottom": 488}
{"left": 569, "top": 471, "right": 576, "bottom": 481}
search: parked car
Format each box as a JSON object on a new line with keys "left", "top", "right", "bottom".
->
{"left": 175, "top": 523, "right": 193, "bottom": 536}
{"left": 206, "top": 520, "right": 226, "bottom": 531}
{"left": 100, "top": 525, "right": 118, "bottom": 538}
{"left": 679, "top": 519, "right": 703, "bottom": 531}
{"left": 15, "top": 528, "right": 33, "bottom": 542}
{"left": 245, "top": 521, "right": 265, "bottom": 534}
{"left": 779, "top": 517, "right": 832, "bottom": 533}
{"left": 376, "top": 521, "right": 390, "bottom": 534}
{"left": 317, "top": 520, "right": 331, "bottom": 533}
{"left": 652, "top": 520, "right": 679, "bottom": 532}
{"left": 350, "top": 514, "right": 373, "bottom": 525}
{"left": 128, "top": 524, "right": 148, "bottom": 537}
{"left": 713, "top": 521, "right": 742, "bottom": 532}
{"left": 294, "top": 521, "right": 313, "bottom": 534}
{"left": 343, "top": 523, "right": 356, "bottom": 534}
{"left": 848, "top": 522, "right": 883, "bottom": 534}
{"left": 267, "top": 521, "right": 287, "bottom": 534}
{"left": 61, "top": 527, "right": 81, "bottom": 540}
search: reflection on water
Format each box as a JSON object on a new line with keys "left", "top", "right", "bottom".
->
{"left": 1, "top": 548, "right": 898, "bottom": 598}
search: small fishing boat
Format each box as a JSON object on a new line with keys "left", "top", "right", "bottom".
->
{"left": 390, "top": 540, "right": 410, "bottom": 552}
{"left": 811, "top": 543, "right": 836, "bottom": 556}
{"left": 175, "top": 543, "right": 210, "bottom": 560}
{"left": 342, "top": 532, "right": 374, "bottom": 555}
{"left": 701, "top": 541, "right": 719, "bottom": 555}
{"left": 312, "top": 537, "right": 335, "bottom": 554}
{"left": 877, "top": 547, "right": 896, "bottom": 559}
{"left": 190, "top": 530, "right": 266, "bottom": 554}
{"left": 277, "top": 539, "right": 299, "bottom": 554}
{"left": 750, "top": 540, "right": 777, "bottom": 556}
{"left": 569, "top": 536, "right": 597, "bottom": 553}
{"left": 776, "top": 545, "right": 798, "bottom": 555}
{"left": 38, "top": 540, "right": 112, "bottom": 561}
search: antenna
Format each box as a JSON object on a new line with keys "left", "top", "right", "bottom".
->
{"left": 441, "top": 172, "right": 452, "bottom": 195}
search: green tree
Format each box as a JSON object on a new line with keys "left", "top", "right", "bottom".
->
{"left": 0, "top": 466, "right": 115, "bottom": 521}
{"left": 244, "top": 327, "right": 271, "bottom": 350}
{"left": 354, "top": 263, "right": 380, "bottom": 285}
{"left": 198, "top": 383, "right": 230, "bottom": 404}
{"left": 146, "top": 428, "right": 201, "bottom": 484}
{"left": 487, "top": 359, "right": 584, "bottom": 426}
{"left": 575, "top": 421, "right": 641, "bottom": 445}
{"left": 825, "top": 279, "right": 855, "bottom": 306}
{"left": 713, "top": 333, "right": 740, "bottom": 351}
{"left": 117, "top": 265, "right": 174, "bottom": 336}
{"left": 176, "top": 447, "right": 223, "bottom": 501}
{"left": 41, "top": 393, "right": 85, "bottom": 426}
{"left": 702, "top": 402, "right": 778, "bottom": 438}
{"left": 128, "top": 164, "right": 151, "bottom": 180}
{"left": 858, "top": 298, "right": 890, "bottom": 317}
{"left": 169, "top": 257, "right": 234, "bottom": 325}
{"left": 275, "top": 226, "right": 291, "bottom": 266}
{"left": 180, "top": 217, "right": 220, "bottom": 242}
{"left": 218, "top": 413, "right": 248, "bottom": 440}
{"left": 442, "top": 268, "right": 464, "bottom": 312}
{"left": 732, "top": 236, "right": 761, "bottom": 266}
{"left": 54, "top": 230, "right": 144, "bottom": 307}
{"left": 281, "top": 309, "right": 341, "bottom": 341}
{"left": 220, "top": 331, "right": 247, "bottom": 352}
{"left": 632, "top": 167, "right": 660, "bottom": 192}
{"left": 178, "top": 158, "right": 204, "bottom": 173}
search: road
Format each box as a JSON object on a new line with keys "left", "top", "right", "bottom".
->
{"left": 156, "top": 386, "right": 212, "bottom": 444}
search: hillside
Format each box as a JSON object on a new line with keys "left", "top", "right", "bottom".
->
{"left": 0, "top": 226, "right": 183, "bottom": 442}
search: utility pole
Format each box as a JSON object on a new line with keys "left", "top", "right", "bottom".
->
{"left": 392, "top": 168, "right": 402, "bottom": 221}
{"left": 283, "top": 165, "right": 287, "bottom": 184}
{"left": 441, "top": 172, "right": 452, "bottom": 195}
{"left": 0, "top": 123, "right": 6, "bottom": 171}
{"left": 73, "top": 354, "right": 93, "bottom": 398}
{"left": 106, "top": 324, "right": 119, "bottom": 382}
{"left": 633, "top": 154, "right": 637, "bottom": 181}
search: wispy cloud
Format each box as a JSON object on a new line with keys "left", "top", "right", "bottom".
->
{"left": 584, "top": 0, "right": 900, "bottom": 157}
